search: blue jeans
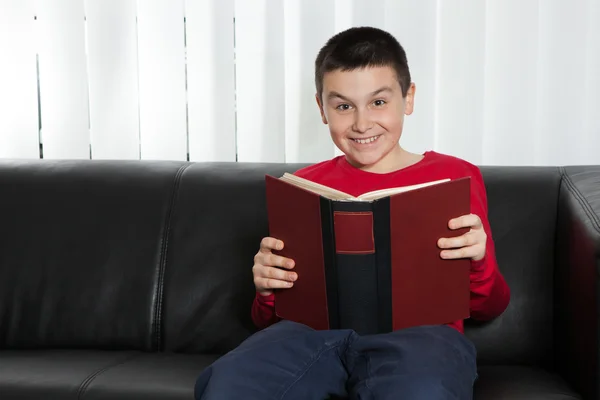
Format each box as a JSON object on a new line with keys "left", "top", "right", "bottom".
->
{"left": 194, "top": 321, "right": 477, "bottom": 400}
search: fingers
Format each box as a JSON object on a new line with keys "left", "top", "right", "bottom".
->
{"left": 448, "top": 214, "right": 482, "bottom": 230}
{"left": 438, "top": 229, "right": 486, "bottom": 261}
{"left": 254, "top": 237, "right": 297, "bottom": 294}
{"left": 254, "top": 277, "right": 294, "bottom": 290}
{"left": 437, "top": 231, "right": 481, "bottom": 249}
{"left": 254, "top": 252, "right": 295, "bottom": 270}
{"left": 256, "top": 237, "right": 294, "bottom": 268}
{"left": 260, "top": 237, "right": 283, "bottom": 253}
{"left": 254, "top": 264, "right": 297, "bottom": 283}
{"left": 440, "top": 248, "right": 481, "bottom": 260}
{"left": 253, "top": 264, "right": 297, "bottom": 293}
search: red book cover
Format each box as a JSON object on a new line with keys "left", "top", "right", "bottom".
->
{"left": 389, "top": 178, "right": 471, "bottom": 330}
{"left": 265, "top": 175, "right": 471, "bottom": 333}
{"left": 265, "top": 175, "right": 330, "bottom": 330}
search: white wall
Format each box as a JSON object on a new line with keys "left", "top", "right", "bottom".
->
{"left": 0, "top": 0, "right": 598, "bottom": 166}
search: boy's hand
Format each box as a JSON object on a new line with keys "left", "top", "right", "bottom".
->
{"left": 253, "top": 237, "right": 297, "bottom": 296}
{"left": 437, "top": 214, "right": 486, "bottom": 262}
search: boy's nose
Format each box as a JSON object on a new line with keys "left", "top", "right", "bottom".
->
{"left": 353, "top": 111, "right": 373, "bottom": 133}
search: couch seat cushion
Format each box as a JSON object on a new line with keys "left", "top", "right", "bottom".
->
{"left": 0, "top": 350, "right": 219, "bottom": 400}
{"left": 0, "top": 351, "right": 583, "bottom": 399}
{"left": 474, "top": 365, "right": 582, "bottom": 399}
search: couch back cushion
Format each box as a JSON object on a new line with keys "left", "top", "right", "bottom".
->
{"left": 0, "top": 160, "right": 187, "bottom": 351}
{"left": 466, "top": 166, "right": 562, "bottom": 367}
{"left": 161, "top": 162, "right": 303, "bottom": 354}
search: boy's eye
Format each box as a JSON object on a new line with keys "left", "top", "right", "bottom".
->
{"left": 336, "top": 104, "right": 352, "bottom": 111}
{"left": 373, "top": 99, "right": 386, "bottom": 107}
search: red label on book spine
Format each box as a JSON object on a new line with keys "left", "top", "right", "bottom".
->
{"left": 333, "top": 211, "right": 375, "bottom": 254}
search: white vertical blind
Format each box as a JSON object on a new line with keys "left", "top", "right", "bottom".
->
{"left": 85, "top": 0, "right": 140, "bottom": 160}
{"left": 583, "top": 0, "right": 600, "bottom": 163}
{"left": 0, "top": 0, "right": 598, "bottom": 166}
{"left": 482, "top": 0, "right": 540, "bottom": 166}
{"left": 283, "top": 0, "right": 336, "bottom": 163}
{"left": 352, "top": 0, "right": 385, "bottom": 26}
{"left": 334, "top": 0, "right": 352, "bottom": 32}
{"left": 0, "top": 0, "right": 39, "bottom": 158}
{"left": 136, "top": 0, "right": 187, "bottom": 161}
{"left": 36, "top": 0, "right": 90, "bottom": 159}
{"left": 185, "top": 0, "right": 236, "bottom": 162}
{"left": 537, "top": 1, "right": 590, "bottom": 166}
{"left": 234, "top": 0, "right": 285, "bottom": 162}
{"left": 434, "top": 0, "right": 486, "bottom": 165}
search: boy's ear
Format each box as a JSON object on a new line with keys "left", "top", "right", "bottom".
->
{"left": 404, "top": 83, "right": 416, "bottom": 115}
{"left": 315, "top": 94, "right": 328, "bottom": 124}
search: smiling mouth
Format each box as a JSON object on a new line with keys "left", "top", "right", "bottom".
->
{"left": 351, "top": 135, "right": 381, "bottom": 144}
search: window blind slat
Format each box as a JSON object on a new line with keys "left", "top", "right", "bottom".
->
{"left": 434, "top": 0, "right": 486, "bottom": 165}
{"left": 185, "top": 0, "right": 236, "bottom": 162}
{"left": 137, "top": 0, "right": 187, "bottom": 161}
{"left": 234, "top": 0, "right": 285, "bottom": 162}
{"left": 0, "top": 0, "right": 39, "bottom": 158}
{"left": 284, "top": 0, "right": 336, "bottom": 163}
{"left": 482, "top": 0, "right": 540, "bottom": 166}
{"left": 36, "top": 0, "right": 90, "bottom": 159}
{"left": 85, "top": 0, "right": 140, "bottom": 160}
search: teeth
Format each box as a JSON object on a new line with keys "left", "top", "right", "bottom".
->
{"left": 354, "top": 135, "right": 380, "bottom": 144}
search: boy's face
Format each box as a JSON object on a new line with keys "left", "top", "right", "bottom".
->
{"left": 316, "top": 66, "right": 415, "bottom": 173}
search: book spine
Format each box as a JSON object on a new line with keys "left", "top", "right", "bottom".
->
{"left": 330, "top": 201, "right": 383, "bottom": 335}
{"left": 372, "top": 198, "right": 393, "bottom": 333}
{"left": 320, "top": 197, "right": 339, "bottom": 330}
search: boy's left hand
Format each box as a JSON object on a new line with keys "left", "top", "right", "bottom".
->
{"left": 437, "top": 214, "right": 486, "bottom": 262}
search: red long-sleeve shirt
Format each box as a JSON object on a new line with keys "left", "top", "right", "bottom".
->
{"left": 252, "top": 151, "right": 510, "bottom": 334}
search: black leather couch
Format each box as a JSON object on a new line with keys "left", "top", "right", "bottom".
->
{"left": 0, "top": 159, "right": 598, "bottom": 400}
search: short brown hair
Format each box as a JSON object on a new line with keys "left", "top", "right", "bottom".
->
{"left": 315, "top": 27, "right": 411, "bottom": 100}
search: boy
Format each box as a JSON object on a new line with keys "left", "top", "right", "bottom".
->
{"left": 195, "top": 26, "right": 510, "bottom": 400}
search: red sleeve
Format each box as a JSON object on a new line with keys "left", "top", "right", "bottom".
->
{"left": 251, "top": 292, "right": 281, "bottom": 329}
{"left": 467, "top": 166, "right": 511, "bottom": 320}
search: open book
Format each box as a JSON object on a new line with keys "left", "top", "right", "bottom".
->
{"left": 278, "top": 172, "right": 451, "bottom": 202}
{"left": 265, "top": 172, "right": 472, "bottom": 334}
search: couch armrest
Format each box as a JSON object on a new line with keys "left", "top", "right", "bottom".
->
{"left": 555, "top": 166, "right": 600, "bottom": 400}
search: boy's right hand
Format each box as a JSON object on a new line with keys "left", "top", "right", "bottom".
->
{"left": 253, "top": 237, "right": 297, "bottom": 296}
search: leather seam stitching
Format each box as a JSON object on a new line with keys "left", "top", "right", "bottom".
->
{"left": 153, "top": 163, "right": 192, "bottom": 351}
{"left": 561, "top": 167, "right": 600, "bottom": 236}
{"left": 76, "top": 353, "right": 141, "bottom": 399}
